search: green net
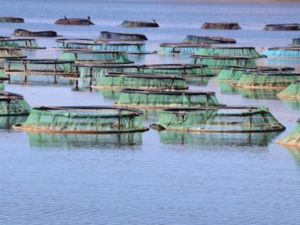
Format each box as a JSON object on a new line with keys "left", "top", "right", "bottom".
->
{"left": 196, "top": 46, "right": 261, "bottom": 58}
{"left": 93, "top": 43, "right": 147, "bottom": 54}
{"left": 93, "top": 72, "right": 188, "bottom": 90}
{"left": 233, "top": 72, "right": 300, "bottom": 89}
{"left": 0, "top": 47, "right": 25, "bottom": 58}
{"left": 0, "top": 39, "right": 42, "bottom": 49}
{"left": 55, "top": 40, "right": 94, "bottom": 50}
{"left": 237, "top": 88, "right": 279, "bottom": 100}
{"left": 218, "top": 82, "right": 239, "bottom": 95}
{"left": 262, "top": 47, "right": 300, "bottom": 58}
{"left": 277, "top": 81, "right": 300, "bottom": 99}
{"left": 293, "top": 38, "right": 300, "bottom": 46}
{"left": 0, "top": 92, "right": 30, "bottom": 116}
{"left": 0, "top": 115, "right": 28, "bottom": 129}
{"left": 183, "top": 35, "right": 236, "bottom": 44}
{"left": 13, "top": 106, "right": 148, "bottom": 133}
{"left": 134, "top": 64, "right": 214, "bottom": 77}
{"left": 277, "top": 119, "right": 300, "bottom": 147}
{"left": 115, "top": 89, "right": 224, "bottom": 109}
{"left": 0, "top": 81, "right": 4, "bottom": 91}
{"left": 150, "top": 106, "right": 285, "bottom": 133}
{"left": 156, "top": 44, "right": 202, "bottom": 54}
{"left": 98, "top": 31, "right": 148, "bottom": 41}
{"left": 60, "top": 50, "right": 133, "bottom": 64}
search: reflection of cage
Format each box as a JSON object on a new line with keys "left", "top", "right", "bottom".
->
{"left": 114, "top": 89, "right": 224, "bottom": 109}
{"left": 0, "top": 92, "right": 30, "bottom": 116}
{"left": 0, "top": 39, "right": 45, "bottom": 49}
{"left": 201, "top": 22, "right": 241, "bottom": 30}
{"left": 196, "top": 46, "right": 261, "bottom": 58}
{"left": 92, "top": 72, "right": 188, "bottom": 90}
{"left": 150, "top": 106, "right": 285, "bottom": 133}
{"left": 13, "top": 106, "right": 149, "bottom": 134}
{"left": 5, "top": 59, "right": 75, "bottom": 84}
{"left": 277, "top": 119, "right": 300, "bottom": 147}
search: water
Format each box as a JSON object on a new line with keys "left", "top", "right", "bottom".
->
{"left": 1, "top": 0, "right": 300, "bottom": 224}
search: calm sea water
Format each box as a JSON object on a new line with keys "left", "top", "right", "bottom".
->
{"left": 1, "top": 0, "right": 300, "bottom": 224}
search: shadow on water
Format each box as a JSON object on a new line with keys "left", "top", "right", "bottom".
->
{"left": 0, "top": 116, "right": 28, "bottom": 130}
{"left": 156, "top": 130, "right": 282, "bottom": 148}
{"left": 27, "top": 132, "right": 143, "bottom": 150}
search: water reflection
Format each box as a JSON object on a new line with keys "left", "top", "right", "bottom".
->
{"left": 281, "top": 99, "right": 300, "bottom": 110}
{"left": 284, "top": 146, "right": 300, "bottom": 166}
{"left": 259, "top": 58, "right": 300, "bottom": 72}
{"left": 237, "top": 88, "right": 280, "bottom": 100}
{"left": 157, "top": 130, "right": 281, "bottom": 147}
{"left": 27, "top": 132, "right": 143, "bottom": 149}
{"left": 97, "top": 89, "right": 121, "bottom": 100}
{"left": 185, "top": 77, "right": 211, "bottom": 86}
{"left": 0, "top": 116, "right": 28, "bottom": 129}
{"left": 218, "top": 82, "right": 239, "bottom": 95}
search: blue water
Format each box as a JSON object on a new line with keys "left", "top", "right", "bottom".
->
{"left": 1, "top": 0, "right": 300, "bottom": 224}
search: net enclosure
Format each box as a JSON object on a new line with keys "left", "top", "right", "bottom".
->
{"left": 201, "top": 22, "right": 241, "bottom": 30}
{"left": 114, "top": 88, "right": 224, "bottom": 109}
{"left": 54, "top": 38, "right": 100, "bottom": 50}
{"left": 13, "top": 106, "right": 149, "bottom": 134}
{"left": 5, "top": 59, "right": 75, "bottom": 84}
{"left": 183, "top": 35, "right": 236, "bottom": 44}
{"left": 60, "top": 50, "right": 133, "bottom": 64}
{"left": 13, "top": 29, "right": 59, "bottom": 37}
{"left": 97, "top": 31, "right": 148, "bottom": 41}
{"left": 196, "top": 46, "right": 262, "bottom": 58}
{"left": 92, "top": 42, "right": 149, "bottom": 54}
{"left": 55, "top": 17, "right": 94, "bottom": 25}
{"left": 276, "top": 119, "right": 300, "bottom": 147}
{"left": 263, "top": 24, "right": 300, "bottom": 31}
{"left": 0, "top": 47, "right": 25, "bottom": 59}
{"left": 0, "top": 17, "right": 24, "bottom": 23}
{"left": 92, "top": 72, "right": 188, "bottom": 90}
{"left": 156, "top": 43, "right": 207, "bottom": 55}
{"left": 216, "top": 66, "right": 295, "bottom": 83}
{"left": 262, "top": 47, "right": 300, "bottom": 58}
{"left": 150, "top": 106, "right": 285, "bottom": 133}
{"left": 277, "top": 80, "right": 300, "bottom": 99}
{"left": 0, "top": 92, "right": 30, "bottom": 116}
{"left": 0, "top": 38, "right": 45, "bottom": 49}
{"left": 120, "top": 20, "right": 159, "bottom": 27}
{"left": 232, "top": 71, "right": 300, "bottom": 89}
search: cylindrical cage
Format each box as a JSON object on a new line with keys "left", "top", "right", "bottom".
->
{"left": 0, "top": 91, "right": 30, "bottom": 116}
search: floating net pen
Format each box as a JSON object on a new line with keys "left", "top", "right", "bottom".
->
{"left": 0, "top": 47, "right": 25, "bottom": 59}
{"left": 201, "top": 22, "right": 241, "bottom": 30}
{"left": 120, "top": 20, "right": 159, "bottom": 28}
{"left": 13, "top": 106, "right": 149, "bottom": 134}
{"left": 54, "top": 38, "right": 98, "bottom": 50}
{"left": 277, "top": 80, "right": 300, "bottom": 99}
{"left": 182, "top": 35, "right": 236, "bottom": 44}
{"left": 92, "top": 72, "right": 188, "bottom": 90}
{"left": 0, "top": 39, "right": 45, "bottom": 49}
{"left": 233, "top": 71, "right": 300, "bottom": 89}
{"left": 156, "top": 43, "right": 206, "bottom": 55}
{"left": 262, "top": 47, "right": 300, "bottom": 58}
{"left": 263, "top": 24, "right": 300, "bottom": 31}
{"left": 92, "top": 42, "right": 149, "bottom": 54}
{"left": 277, "top": 119, "right": 300, "bottom": 147}
{"left": 97, "top": 31, "right": 148, "bottom": 41}
{"left": 114, "top": 88, "right": 224, "bottom": 109}
{"left": 196, "top": 46, "right": 262, "bottom": 58}
{"left": 150, "top": 106, "right": 285, "bottom": 133}
{"left": 5, "top": 59, "right": 75, "bottom": 84}
{"left": 0, "top": 92, "right": 30, "bottom": 116}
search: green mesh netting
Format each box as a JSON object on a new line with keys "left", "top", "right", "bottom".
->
{"left": 0, "top": 82, "right": 4, "bottom": 91}
{"left": 233, "top": 72, "right": 300, "bottom": 89}
{"left": 0, "top": 115, "right": 28, "bottom": 129}
{"left": 60, "top": 51, "right": 133, "bottom": 64}
{"left": 156, "top": 46, "right": 201, "bottom": 54}
{"left": 151, "top": 107, "right": 285, "bottom": 133}
{"left": 115, "top": 89, "right": 223, "bottom": 109}
{"left": 218, "top": 82, "right": 239, "bottom": 95}
{"left": 262, "top": 48, "right": 300, "bottom": 58}
{"left": 135, "top": 64, "right": 214, "bottom": 77}
{"left": 14, "top": 106, "right": 147, "bottom": 133}
{"left": 277, "top": 120, "right": 300, "bottom": 147}
{"left": 293, "top": 38, "right": 300, "bottom": 46}
{"left": 0, "top": 39, "right": 40, "bottom": 49}
{"left": 196, "top": 47, "right": 261, "bottom": 58}
{"left": 0, "top": 67, "right": 6, "bottom": 78}
{"left": 56, "top": 42, "right": 93, "bottom": 50}
{"left": 277, "top": 81, "right": 300, "bottom": 99}
{"left": 98, "top": 31, "right": 148, "bottom": 41}
{"left": 27, "top": 132, "right": 142, "bottom": 148}
{"left": 93, "top": 72, "right": 188, "bottom": 90}
{"left": 183, "top": 35, "right": 236, "bottom": 44}
{"left": 0, "top": 48, "right": 25, "bottom": 58}
{"left": 93, "top": 43, "right": 147, "bottom": 54}
{"left": 157, "top": 130, "right": 280, "bottom": 147}
{"left": 0, "top": 92, "right": 30, "bottom": 116}
{"left": 237, "top": 88, "right": 279, "bottom": 100}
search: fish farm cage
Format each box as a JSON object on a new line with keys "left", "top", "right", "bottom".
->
{"left": 5, "top": 59, "right": 76, "bottom": 84}
{"left": 60, "top": 50, "right": 134, "bottom": 64}
{"left": 232, "top": 71, "right": 300, "bottom": 89}
{"left": 276, "top": 119, "right": 300, "bottom": 147}
{"left": 114, "top": 88, "right": 224, "bottom": 109}
{"left": 0, "top": 38, "right": 45, "bottom": 49}
{"left": 13, "top": 106, "right": 149, "bottom": 134}
{"left": 216, "top": 66, "right": 295, "bottom": 83}
{"left": 201, "top": 22, "right": 241, "bottom": 30}
{"left": 156, "top": 43, "right": 207, "bottom": 54}
{"left": 0, "top": 47, "right": 25, "bottom": 59}
{"left": 0, "top": 17, "right": 24, "bottom": 23}
{"left": 150, "top": 106, "right": 285, "bottom": 133}
{"left": 55, "top": 17, "right": 94, "bottom": 25}
{"left": 182, "top": 35, "right": 236, "bottom": 44}
{"left": 277, "top": 80, "right": 300, "bottom": 99}
{"left": 0, "top": 92, "right": 30, "bottom": 116}
{"left": 92, "top": 42, "right": 149, "bottom": 54}
{"left": 262, "top": 47, "right": 300, "bottom": 58}
{"left": 91, "top": 72, "right": 189, "bottom": 90}
{"left": 120, "top": 20, "right": 159, "bottom": 27}
{"left": 263, "top": 24, "right": 300, "bottom": 31}
{"left": 196, "top": 46, "right": 262, "bottom": 58}
{"left": 97, "top": 31, "right": 148, "bottom": 41}
{"left": 13, "top": 29, "right": 59, "bottom": 37}
{"left": 54, "top": 38, "right": 101, "bottom": 50}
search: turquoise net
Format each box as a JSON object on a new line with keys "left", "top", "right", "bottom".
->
{"left": 277, "top": 80, "right": 300, "bottom": 99}
{"left": 277, "top": 119, "right": 300, "bottom": 147}
{"left": 0, "top": 92, "right": 30, "bottom": 116}
{"left": 263, "top": 47, "right": 300, "bottom": 58}
{"left": 196, "top": 46, "right": 261, "bottom": 58}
